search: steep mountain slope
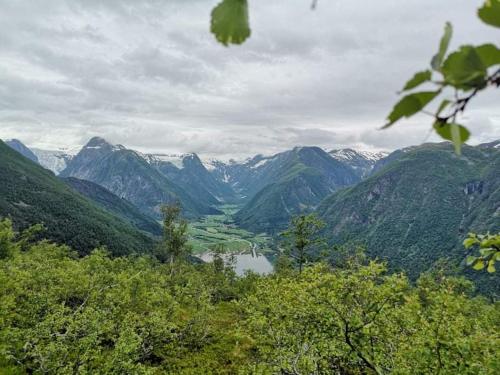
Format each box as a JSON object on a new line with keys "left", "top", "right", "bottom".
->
{"left": 6, "top": 139, "right": 39, "bottom": 164}
{"left": 62, "top": 177, "right": 162, "bottom": 236}
{"left": 146, "top": 153, "right": 235, "bottom": 204}
{"left": 317, "top": 143, "right": 500, "bottom": 286}
{"left": 234, "top": 147, "right": 360, "bottom": 233}
{"left": 329, "top": 148, "right": 388, "bottom": 178}
{"left": 32, "top": 148, "right": 74, "bottom": 175}
{"left": 0, "top": 140, "right": 156, "bottom": 256}
{"left": 60, "top": 137, "right": 220, "bottom": 219}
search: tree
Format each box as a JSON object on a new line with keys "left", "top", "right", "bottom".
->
{"left": 154, "top": 203, "right": 191, "bottom": 265}
{"left": 281, "top": 214, "right": 325, "bottom": 273}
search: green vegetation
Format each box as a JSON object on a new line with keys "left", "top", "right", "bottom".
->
{"left": 63, "top": 177, "right": 162, "bottom": 236}
{"left": 465, "top": 232, "right": 500, "bottom": 273}
{"left": 1, "top": 219, "right": 499, "bottom": 374}
{"left": 0, "top": 140, "right": 155, "bottom": 256}
{"left": 317, "top": 143, "right": 500, "bottom": 294}
{"left": 154, "top": 204, "right": 191, "bottom": 265}
{"left": 188, "top": 204, "right": 272, "bottom": 254}
{"left": 281, "top": 213, "right": 325, "bottom": 273}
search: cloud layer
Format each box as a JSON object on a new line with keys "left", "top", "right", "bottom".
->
{"left": 0, "top": 0, "right": 498, "bottom": 158}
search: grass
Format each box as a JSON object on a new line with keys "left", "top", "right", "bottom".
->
{"left": 188, "top": 204, "right": 272, "bottom": 254}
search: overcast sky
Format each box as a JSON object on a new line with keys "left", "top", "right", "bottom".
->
{"left": 0, "top": 0, "right": 498, "bottom": 159}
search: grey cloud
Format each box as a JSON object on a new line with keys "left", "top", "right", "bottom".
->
{"left": 0, "top": 0, "right": 498, "bottom": 156}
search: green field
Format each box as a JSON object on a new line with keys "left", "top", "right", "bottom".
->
{"left": 188, "top": 204, "right": 273, "bottom": 254}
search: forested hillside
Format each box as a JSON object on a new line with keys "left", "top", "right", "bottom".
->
{"left": 318, "top": 143, "right": 500, "bottom": 292}
{"left": 234, "top": 147, "right": 360, "bottom": 232}
{"left": 62, "top": 177, "right": 162, "bottom": 236}
{"left": 0, "top": 140, "right": 156, "bottom": 256}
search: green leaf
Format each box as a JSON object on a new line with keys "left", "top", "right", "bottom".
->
{"left": 211, "top": 0, "right": 251, "bottom": 46}
{"left": 384, "top": 91, "right": 440, "bottom": 128}
{"left": 442, "top": 46, "right": 487, "bottom": 90}
{"left": 473, "top": 260, "right": 485, "bottom": 270}
{"left": 463, "top": 237, "right": 477, "bottom": 249}
{"left": 487, "top": 259, "right": 496, "bottom": 273}
{"left": 402, "top": 70, "right": 432, "bottom": 91}
{"left": 431, "top": 22, "right": 453, "bottom": 71}
{"left": 433, "top": 122, "right": 470, "bottom": 155}
{"left": 478, "top": 0, "right": 500, "bottom": 28}
{"left": 466, "top": 255, "right": 477, "bottom": 266}
{"left": 476, "top": 44, "right": 500, "bottom": 68}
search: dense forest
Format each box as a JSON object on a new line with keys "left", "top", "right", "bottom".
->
{"left": 0, "top": 219, "right": 499, "bottom": 374}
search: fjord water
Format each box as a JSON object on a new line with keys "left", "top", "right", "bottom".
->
{"left": 198, "top": 252, "right": 274, "bottom": 275}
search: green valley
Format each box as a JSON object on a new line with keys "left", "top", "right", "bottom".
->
{"left": 188, "top": 204, "right": 273, "bottom": 255}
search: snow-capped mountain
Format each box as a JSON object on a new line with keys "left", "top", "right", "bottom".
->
{"left": 329, "top": 148, "right": 389, "bottom": 178}
{"left": 31, "top": 149, "right": 75, "bottom": 175}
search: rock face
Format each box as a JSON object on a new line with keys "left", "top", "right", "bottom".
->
{"left": 146, "top": 153, "right": 236, "bottom": 205}
{"left": 5, "top": 139, "right": 39, "bottom": 164}
{"left": 317, "top": 142, "right": 500, "bottom": 292}
{"left": 60, "top": 137, "right": 220, "bottom": 219}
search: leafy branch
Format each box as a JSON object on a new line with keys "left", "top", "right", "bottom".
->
{"left": 385, "top": 1, "right": 500, "bottom": 154}
{"left": 464, "top": 232, "right": 500, "bottom": 273}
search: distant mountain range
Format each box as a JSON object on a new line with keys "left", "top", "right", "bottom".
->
{"left": 3, "top": 136, "right": 499, "bottom": 293}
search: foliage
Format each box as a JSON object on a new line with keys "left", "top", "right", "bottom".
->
{"left": 386, "top": 1, "right": 500, "bottom": 154}
{"left": 281, "top": 213, "right": 325, "bottom": 273}
{"left": 211, "top": 0, "right": 251, "bottom": 46}
{"left": 464, "top": 232, "right": 500, "bottom": 273}
{"left": 1, "top": 229, "right": 499, "bottom": 374}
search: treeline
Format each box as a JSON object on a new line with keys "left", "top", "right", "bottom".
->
{"left": 1, "top": 219, "right": 499, "bottom": 374}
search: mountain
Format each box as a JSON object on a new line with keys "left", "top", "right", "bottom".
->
{"left": 60, "top": 137, "right": 219, "bottom": 219}
{"left": 32, "top": 148, "right": 74, "bottom": 175}
{"left": 145, "top": 153, "right": 236, "bottom": 204}
{"left": 234, "top": 147, "right": 360, "bottom": 233}
{"left": 317, "top": 142, "right": 500, "bottom": 291}
{"left": 329, "top": 148, "right": 388, "bottom": 178}
{"left": 62, "top": 177, "right": 162, "bottom": 236}
{"left": 0, "top": 140, "right": 156, "bottom": 256}
{"left": 5, "top": 139, "right": 39, "bottom": 164}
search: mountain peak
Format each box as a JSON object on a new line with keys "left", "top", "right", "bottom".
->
{"left": 85, "top": 136, "right": 112, "bottom": 148}
{"left": 5, "top": 139, "right": 39, "bottom": 164}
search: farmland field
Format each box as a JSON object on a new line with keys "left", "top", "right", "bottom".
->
{"left": 188, "top": 204, "right": 273, "bottom": 255}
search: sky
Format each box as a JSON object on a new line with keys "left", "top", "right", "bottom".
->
{"left": 0, "top": 0, "right": 498, "bottom": 159}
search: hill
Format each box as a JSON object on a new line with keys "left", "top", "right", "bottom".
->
{"left": 0, "top": 140, "right": 156, "bottom": 256}
{"left": 317, "top": 142, "right": 500, "bottom": 291}
{"left": 234, "top": 147, "right": 360, "bottom": 233}
{"left": 62, "top": 177, "right": 162, "bottom": 236}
